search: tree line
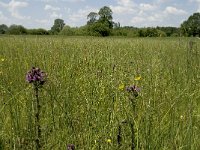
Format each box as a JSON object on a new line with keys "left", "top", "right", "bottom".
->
{"left": 0, "top": 6, "right": 200, "bottom": 37}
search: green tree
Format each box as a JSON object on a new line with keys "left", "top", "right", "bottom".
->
{"left": 27, "top": 28, "right": 49, "bottom": 35}
{"left": 51, "top": 18, "right": 65, "bottom": 34}
{"left": 7, "top": 24, "right": 27, "bottom": 35}
{"left": 98, "top": 6, "right": 112, "bottom": 22}
{"left": 88, "top": 22, "right": 111, "bottom": 36}
{"left": 86, "top": 6, "right": 114, "bottom": 36}
{"left": 59, "top": 25, "right": 75, "bottom": 36}
{"left": 98, "top": 6, "right": 113, "bottom": 28}
{"left": 87, "top": 12, "right": 98, "bottom": 25}
{"left": 181, "top": 12, "right": 200, "bottom": 37}
{"left": 0, "top": 24, "right": 8, "bottom": 34}
{"left": 156, "top": 26, "right": 179, "bottom": 36}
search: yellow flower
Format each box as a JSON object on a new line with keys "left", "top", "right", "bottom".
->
{"left": 134, "top": 75, "right": 142, "bottom": 81}
{"left": 118, "top": 83, "right": 125, "bottom": 90}
{"left": 106, "top": 139, "right": 111, "bottom": 143}
{"left": 1, "top": 58, "right": 5, "bottom": 62}
{"left": 180, "top": 115, "right": 184, "bottom": 120}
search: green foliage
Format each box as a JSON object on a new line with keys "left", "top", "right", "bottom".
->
{"left": 87, "top": 22, "right": 111, "bottom": 36}
{"left": 111, "top": 27, "right": 139, "bottom": 37}
{"left": 86, "top": 6, "right": 113, "bottom": 36}
{"left": 98, "top": 6, "right": 113, "bottom": 22}
{"left": 181, "top": 12, "right": 200, "bottom": 37}
{"left": 60, "top": 25, "right": 89, "bottom": 36}
{"left": 137, "top": 28, "right": 167, "bottom": 37}
{"left": 98, "top": 6, "right": 113, "bottom": 29}
{"left": 0, "top": 24, "right": 8, "bottom": 34}
{"left": 7, "top": 25, "right": 27, "bottom": 35}
{"left": 27, "top": 28, "right": 49, "bottom": 35}
{"left": 51, "top": 18, "right": 65, "bottom": 34}
{"left": 156, "top": 26, "right": 179, "bottom": 36}
{"left": 87, "top": 12, "right": 98, "bottom": 25}
{"left": 111, "top": 27, "right": 169, "bottom": 37}
{"left": 157, "top": 29, "right": 167, "bottom": 37}
{"left": 74, "top": 26, "right": 89, "bottom": 36}
{"left": 59, "top": 25, "right": 75, "bottom": 36}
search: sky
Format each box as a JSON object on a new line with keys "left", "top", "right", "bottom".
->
{"left": 0, "top": 0, "right": 200, "bottom": 29}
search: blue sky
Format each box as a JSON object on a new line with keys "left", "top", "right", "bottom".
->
{"left": 0, "top": 0, "right": 200, "bottom": 29}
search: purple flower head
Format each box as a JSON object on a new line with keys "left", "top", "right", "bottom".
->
{"left": 126, "top": 85, "right": 140, "bottom": 97}
{"left": 26, "top": 67, "right": 47, "bottom": 85}
{"left": 67, "top": 144, "right": 75, "bottom": 150}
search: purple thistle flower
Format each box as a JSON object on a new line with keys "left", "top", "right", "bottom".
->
{"left": 67, "top": 144, "right": 75, "bottom": 150}
{"left": 26, "top": 67, "right": 47, "bottom": 85}
{"left": 126, "top": 85, "right": 140, "bottom": 97}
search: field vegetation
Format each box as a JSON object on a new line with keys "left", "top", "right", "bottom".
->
{"left": 0, "top": 36, "right": 200, "bottom": 149}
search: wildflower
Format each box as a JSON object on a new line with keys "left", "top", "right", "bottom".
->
{"left": 134, "top": 75, "right": 141, "bottom": 81}
{"left": 126, "top": 85, "right": 140, "bottom": 97}
{"left": 26, "top": 67, "right": 47, "bottom": 85}
{"left": 118, "top": 83, "right": 125, "bottom": 90}
{"left": 1, "top": 58, "right": 5, "bottom": 62}
{"left": 26, "top": 67, "right": 47, "bottom": 149}
{"left": 180, "top": 115, "right": 184, "bottom": 120}
{"left": 67, "top": 144, "right": 75, "bottom": 150}
{"left": 106, "top": 139, "right": 112, "bottom": 144}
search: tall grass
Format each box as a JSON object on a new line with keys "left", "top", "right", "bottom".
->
{"left": 0, "top": 36, "right": 199, "bottom": 149}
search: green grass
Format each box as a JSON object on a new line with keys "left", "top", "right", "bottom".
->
{"left": 0, "top": 35, "right": 200, "bottom": 150}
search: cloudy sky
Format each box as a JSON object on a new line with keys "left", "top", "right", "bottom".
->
{"left": 0, "top": 0, "right": 200, "bottom": 29}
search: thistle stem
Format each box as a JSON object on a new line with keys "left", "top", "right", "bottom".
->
{"left": 130, "top": 98, "right": 136, "bottom": 150}
{"left": 130, "top": 122, "right": 135, "bottom": 150}
{"left": 35, "top": 85, "right": 41, "bottom": 150}
{"left": 117, "top": 125, "right": 122, "bottom": 148}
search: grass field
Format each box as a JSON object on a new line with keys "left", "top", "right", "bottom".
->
{"left": 0, "top": 35, "right": 200, "bottom": 150}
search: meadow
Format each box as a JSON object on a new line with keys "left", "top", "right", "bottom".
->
{"left": 0, "top": 35, "right": 199, "bottom": 150}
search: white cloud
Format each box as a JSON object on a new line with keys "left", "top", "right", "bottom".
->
{"left": 110, "top": 0, "right": 138, "bottom": 15}
{"left": 63, "top": 0, "right": 85, "bottom": 2}
{"left": 0, "top": 11, "right": 8, "bottom": 23}
{"left": 190, "top": 0, "right": 200, "bottom": 2}
{"left": 131, "top": 16, "right": 146, "bottom": 24}
{"left": 50, "top": 11, "right": 62, "bottom": 18}
{"left": 111, "top": 1, "right": 156, "bottom": 15}
{"left": 44, "top": 4, "right": 60, "bottom": 11}
{"left": 0, "top": 2, "right": 7, "bottom": 7}
{"left": 44, "top": 4, "right": 62, "bottom": 19}
{"left": 39, "top": 0, "right": 84, "bottom": 2}
{"left": 69, "top": 8, "right": 96, "bottom": 22}
{"left": 100, "top": 0, "right": 189, "bottom": 27}
{"left": 40, "top": 0, "right": 55, "bottom": 2}
{"left": 110, "top": 5, "right": 135, "bottom": 14}
{"left": 139, "top": 3, "right": 156, "bottom": 11}
{"left": 190, "top": 0, "right": 200, "bottom": 11}
{"left": 0, "top": 0, "right": 30, "bottom": 20}
{"left": 65, "top": 6, "right": 97, "bottom": 26}
{"left": 130, "top": 12, "right": 165, "bottom": 27}
{"left": 164, "top": 6, "right": 187, "bottom": 15}
{"left": 110, "top": 0, "right": 159, "bottom": 26}
{"left": 117, "top": 0, "right": 136, "bottom": 7}
{"left": 35, "top": 19, "right": 50, "bottom": 24}
{"left": 64, "top": 7, "right": 71, "bottom": 13}
{"left": 157, "top": 0, "right": 170, "bottom": 3}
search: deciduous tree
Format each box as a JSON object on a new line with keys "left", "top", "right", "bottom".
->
{"left": 51, "top": 19, "right": 65, "bottom": 34}
{"left": 181, "top": 12, "right": 200, "bottom": 37}
{"left": 87, "top": 12, "right": 98, "bottom": 25}
{"left": 0, "top": 24, "right": 8, "bottom": 34}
